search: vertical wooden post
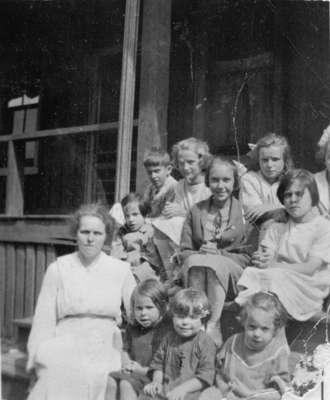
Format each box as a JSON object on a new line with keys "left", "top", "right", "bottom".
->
{"left": 135, "top": 0, "right": 172, "bottom": 194}
{"left": 6, "top": 141, "right": 24, "bottom": 216}
{"left": 272, "top": 4, "right": 283, "bottom": 135}
{"left": 115, "top": 0, "right": 140, "bottom": 202}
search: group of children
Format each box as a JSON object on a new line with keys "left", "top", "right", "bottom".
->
{"left": 106, "top": 281, "right": 289, "bottom": 400}
{"left": 107, "top": 130, "right": 330, "bottom": 399}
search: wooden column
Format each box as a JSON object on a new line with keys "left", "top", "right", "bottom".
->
{"left": 6, "top": 141, "right": 24, "bottom": 216}
{"left": 135, "top": 0, "right": 172, "bottom": 194}
{"left": 115, "top": 0, "right": 140, "bottom": 201}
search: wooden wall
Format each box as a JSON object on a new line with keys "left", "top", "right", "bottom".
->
{"left": 1, "top": 242, "right": 55, "bottom": 338}
{"left": 0, "top": 218, "right": 74, "bottom": 339}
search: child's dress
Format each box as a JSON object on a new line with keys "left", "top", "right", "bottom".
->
{"left": 201, "top": 331, "right": 290, "bottom": 400}
{"left": 180, "top": 196, "right": 250, "bottom": 297}
{"left": 141, "top": 330, "right": 216, "bottom": 400}
{"left": 240, "top": 171, "right": 283, "bottom": 213}
{"left": 152, "top": 179, "right": 211, "bottom": 280}
{"left": 112, "top": 223, "right": 163, "bottom": 281}
{"left": 236, "top": 215, "right": 330, "bottom": 320}
{"left": 111, "top": 316, "right": 172, "bottom": 394}
{"left": 314, "top": 169, "right": 330, "bottom": 216}
{"left": 143, "top": 176, "right": 178, "bottom": 218}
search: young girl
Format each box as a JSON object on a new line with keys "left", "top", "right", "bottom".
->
{"left": 111, "top": 193, "right": 163, "bottom": 282}
{"left": 314, "top": 124, "right": 330, "bottom": 216}
{"left": 180, "top": 156, "right": 250, "bottom": 345}
{"left": 141, "top": 288, "right": 216, "bottom": 400}
{"left": 106, "top": 279, "right": 170, "bottom": 400}
{"left": 240, "top": 133, "right": 293, "bottom": 244}
{"left": 236, "top": 169, "right": 330, "bottom": 321}
{"left": 152, "top": 138, "right": 212, "bottom": 282}
{"left": 201, "top": 292, "right": 290, "bottom": 400}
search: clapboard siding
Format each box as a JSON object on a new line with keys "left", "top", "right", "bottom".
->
{"left": 1, "top": 242, "right": 57, "bottom": 339}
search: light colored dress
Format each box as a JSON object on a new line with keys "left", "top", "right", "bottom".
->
{"left": 236, "top": 215, "right": 330, "bottom": 320}
{"left": 27, "top": 251, "right": 136, "bottom": 400}
{"left": 201, "top": 332, "right": 289, "bottom": 400}
{"left": 152, "top": 179, "right": 211, "bottom": 279}
{"left": 314, "top": 169, "right": 330, "bottom": 216}
{"left": 240, "top": 171, "right": 283, "bottom": 213}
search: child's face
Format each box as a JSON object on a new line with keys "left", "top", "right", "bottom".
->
{"left": 134, "top": 294, "right": 160, "bottom": 328}
{"left": 177, "top": 149, "right": 203, "bottom": 184}
{"left": 283, "top": 181, "right": 313, "bottom": 222}
{"left": 123, "top": 202, "right": 145, "bottom": 232}
{"left": 259, "top": 145, "right": 285, "bottom": 183}
{"left": 243, "top": 308, "right": 276, "bottom": 351}
{"left": 172, "top": 312, "right": 203, "bottom": 338}
{"left": 145, "top": 164, "right": 171, "bottom": 190}
{"left": 209, "top": 163, "right": 235, "bottom": 205}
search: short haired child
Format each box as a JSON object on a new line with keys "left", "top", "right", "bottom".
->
{"left": 236, "top": 169, "right": 330, "bottom": 321}
{"left": 201, "top": 292, "right": 290, "bottom": 400}
{"left": 142, "top": 288, "right": 216, "bottom": 400}
{"left": 111, "top": 193, "right": 163, "bottom": 281}
{"left": 106, "top": 279, "right": 171, "bottom": 400}
{"left": 143, "top": 148, "right": 178, "bottom": 218}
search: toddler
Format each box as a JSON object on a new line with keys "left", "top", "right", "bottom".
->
{"left": 106, "top": 279, "right": 170, "bottom": 400}
{"left": 112, "top": 193, "right": 163, "bottom": 281}
{"left": 141, "top": 288, "right": 216, "bottom": 400}
{"left": 143, "top": 147, "right": 178, "bottom": 218}
{"left": 201, "top": 292, "right": 290, "bottom": 400}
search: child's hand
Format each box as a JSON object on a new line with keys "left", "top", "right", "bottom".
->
{"left": 122, "top": 360, "right": 147, "bottom": 374}
{"left": 267, "top": 375, "right": 288, "bottom": 395}
{"left": 245, "top": 205, "right": 272, "bottom": 223}
{"left": 144, "top": 381, "right": 162, "bottom": 397}
{"left": 166, "top": 386, "right": 188, "bottom": 400}
{"left": 163, "top": 202, "right": 184, "bottom": 218}
{"left": 199, "top": 241, "right": 220, "bottom": 255}
{"left": 127, "top": 250, "right": 141, "bottom": 267}
{"left": 252, "top": 246, "right": 273, "bottom": 269}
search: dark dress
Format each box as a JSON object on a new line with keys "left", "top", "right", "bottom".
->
{"left": 110, "top": 316, "right": 172, "bottom": 394}
{"left": 139, "top": 330, "right": 216, "bottom": 400}
{"left": 180, "top": 197, "right": 250, "bottom": 297}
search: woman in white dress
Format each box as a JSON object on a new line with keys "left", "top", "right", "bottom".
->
{"left": 314, "top": 124, "right": 330, "bottom": 216}
{"left": 27, "top": 203, "right": 136, "bottom": 400}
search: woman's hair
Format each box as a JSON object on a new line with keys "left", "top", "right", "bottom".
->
{"left": 205, "top": 155, "right": 239, "bottom": 191}
{"left": 239, "top": 291, "right": 287, "bottom": 331}
{"left": 170, "top": 288, "right": 210, "bottom": 323}
{"left": 143, "top": 147, "right": 172, "bottom": 168}
{"left": 131, "top": 279, "right": 168, "bottom": 322}
{"left": 120, "top": 193, "right": 150, "bottom": 217}
{"left": 277, "top": 169, "right": 319, "bottom": 206}
{"left": 250, "top": 133, "right": 293, "bottom": 174}
{"left": 171, "top": 137, "right": 211, "bottom": 173}
{"left": 70, "top": 203, "right": 115, "bottom": 240}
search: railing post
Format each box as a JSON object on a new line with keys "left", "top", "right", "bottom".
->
{"left": 115, "top": 0, "right": 140, "bottom": 202}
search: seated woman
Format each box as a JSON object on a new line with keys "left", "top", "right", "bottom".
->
{"left": 236, "top": 169, "right": 330, "bottom": 322}
{"left": 180, "top": 156, "right": 250, "bottom": 346}
{"left": 27, "top": 203, "right": 136, "bottom": 400}
{"left": 314, "top": 124, "right": 330, "bottom": 216}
